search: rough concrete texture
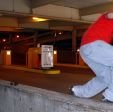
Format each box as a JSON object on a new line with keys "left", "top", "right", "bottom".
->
{"left": 0, "top": 80, "right": 113, "bottom": 112}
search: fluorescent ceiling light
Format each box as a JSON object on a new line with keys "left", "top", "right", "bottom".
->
{"left": 32, "top": 17, "right": 48, "bottom": 22}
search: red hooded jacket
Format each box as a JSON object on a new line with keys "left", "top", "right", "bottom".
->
{"left": 81, "top": 13, "right": 113, "bottom": 46}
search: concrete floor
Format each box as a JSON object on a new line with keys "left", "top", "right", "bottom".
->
{"left": 0, "top": 65, "right": 102, "bottom": 101}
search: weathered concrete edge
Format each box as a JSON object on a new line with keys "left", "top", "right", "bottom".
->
{"left": 0, "top": 80, "right": 113, "bottom": 112}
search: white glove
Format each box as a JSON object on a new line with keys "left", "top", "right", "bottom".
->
{"left": 106, "top": 12, "right": 113, "bottom": 19}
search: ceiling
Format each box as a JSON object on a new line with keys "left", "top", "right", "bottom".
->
{"left": 0, "top": 0, "right": 112, "bottom": 47}
{"left": 29, "top": 0, "right": 113, "bottom": 28}
{"left": 32, "top": 0, "right": 113, "bottom": 13}
{"left": 48, "top": 0, "right": 113, "bottom": 9}
{"left": 0, "top": 0, "right": 112, "bottom": 31}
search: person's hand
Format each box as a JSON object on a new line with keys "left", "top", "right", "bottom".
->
{"left": 106, "top": 12, "right": 113, "bottom": 19}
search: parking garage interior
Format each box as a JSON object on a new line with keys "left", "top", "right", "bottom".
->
{"left": 0, "top": 28, "right": 87, "bottom": 65}
{"left": 0, "top": 0, "right": 113, "bottom": 111}
{"left": 0, "top": 0, "right": 112, "bottom": 90}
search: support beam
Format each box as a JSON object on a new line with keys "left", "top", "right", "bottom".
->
{"left": 0, "top": 27, "right": 16, "bottom": 31}
{"left": 79, "top": 2, "right": 113, "bottom": 16}
{"left": 0, "top": 17, "right": 18, "bottom": 27}
{"left": 72, "top": 26, "right": 77, "bottom": 51}
{"left": 72, "top": 26, "right": 77, "bottom": 64}
{"left": 33, "top": 32, "right": 38, "bottom": 47}
{"left": 49, "top": 26, "right": 73, "bottom": 31}
{"left": 31, "top": 0, "right": 60, "bottom": 8}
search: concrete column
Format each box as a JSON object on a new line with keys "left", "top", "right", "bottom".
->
{"left": 33, "top": 32, "right": 38, "bottom": 47}
{"left": 72, "top": 26, "right": 77, "bottom": 64}
{"left": 72, "top": 26, "right": 77, "bottom": 52}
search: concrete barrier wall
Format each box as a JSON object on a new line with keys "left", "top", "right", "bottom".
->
{"left": 0, "top": 80, "right": 113, "bottom": 112}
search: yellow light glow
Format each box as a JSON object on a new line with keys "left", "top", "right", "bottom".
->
{"left": 54, "top": 50, "right": 57, "bottom": 55}
{"left": 32, "top": 17, "right": 48, "bottom": 22}
{"left": 7, "top": 51, "right": 11, "bottom": 55}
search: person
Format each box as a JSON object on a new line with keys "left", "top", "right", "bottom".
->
{"left": 71, "top": 12, "right": 113, "bottom": 102}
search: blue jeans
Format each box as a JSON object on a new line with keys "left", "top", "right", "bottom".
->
{"left": 72, "top": 40, "right": 113, "bottom": 101}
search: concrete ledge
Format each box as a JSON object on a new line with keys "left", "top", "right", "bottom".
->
{"left": 0, "top": 80, "right": 113, "bottom": 112}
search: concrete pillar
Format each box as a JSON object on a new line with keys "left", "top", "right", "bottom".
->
{"left": 72, "top": 26, "right": 77, "bottom": 64}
